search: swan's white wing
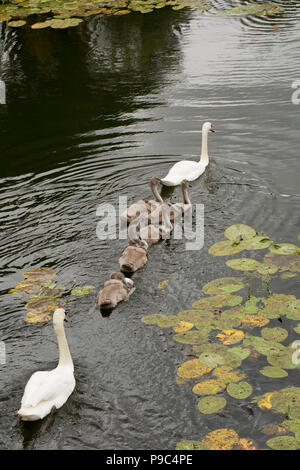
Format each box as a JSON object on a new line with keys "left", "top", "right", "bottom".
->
{"left": 21, "top": 368, "right": 75, "bottom": 408}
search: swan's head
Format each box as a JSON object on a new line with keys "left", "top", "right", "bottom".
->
{"left": 150, "top": 176, "right": 161, "bottom": 187}
{"left": 53, "top": 308, "right": 67, "bottom": 325}
{"left": 203, "top": 122, "right": 215, "bottom": 133}
{"left": 110, "top": 272, "right": 125, "bottom": 281}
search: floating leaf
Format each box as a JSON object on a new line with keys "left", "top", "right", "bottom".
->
{"left": 202, "top": 277, "right": 244, "bottom": 295}
{"left": 264, "top": 252, "right": 300, "bottom": 272}
{"left": 31, "top": 20, "right": 53, "bottom": 29}
{"left": 226, "top": 381, "right": 253, "bottom": 399}
{"left": 173, "top": 321, "right": 194, "bottom": 333}
{"left": 240, "top": 314, "right": 269, "bottom": 329}
{"left": 7, "top": 19, "right": 26, "bottom": 26}
{"left": 224, "top": 224, "right": 256, "bottom": 242}
{"left": 241, "top": 236, "right": 272, "bottom": 251}
{"left": 256, "top": 263, "right": 278, "bottom": 275}
{"left": 260, "top": 366, "right": 288, "bottom": 378}
{"left": 157, "top": 279, "right": 169, "bottom": 289}
{"left": 173, "top": 329, "right": 210, "bottom": 344}
{"left": 226, "top": 258, "right": 261, "bottom": 272}
{"left": 197, "top": 396, "right": 226, "bottom": 414}
{"left": 175, "top": 440, "right": 208, "bottom": 450}
{"left": 261, "top": 424, "right": 287, "bottom": 436}
{"left": 141, "top": 314, "right": 165, "bottom": 325}
{"left": 71, "top": 285, "right": 95, "bottom": 297}
{"left": 208, "top": 240, "right": 244, "bottom": 256}
{"left": 256, "top": 392, "right": 276, "bottom": 410}
{"left": 217, "top": 329, "right": 244, "bottom": 345}
{"left": 202, "top": 428, "right": 239, "bottom": 450}
{"left": 177, "top": 359, "right": 211, "bottom": 379}
{"left": 261, "top": 327, "right": 288, "bottom": 342}
{"left": 221, "top": 3, "right": 284, "bottom": 17}
{"left": 192, "top": 379, "right": 226, "bottom": 396}
{"left": 192, "top": 293, "right": 242, "bottom": 309}
{"left": 235, "top": 438, "right": 258, "bottom": 450}
{"left": 212, "top": 366, "right": 246, "bottom": 384}
{"left": 266, "top": 436, "right": 300, "bottom": 450}
{"left": 269, "top": 243, "right": 300, "bottom": 255}
{"left": 24, "top": 267, "right": 56, "bottom": 282}
{"left": 198, "top": 352, "right": 226, "bottom": 368}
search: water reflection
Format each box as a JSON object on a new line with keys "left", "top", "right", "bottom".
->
{"left": 0, "top": 1, "right": 300, "bottom": 450}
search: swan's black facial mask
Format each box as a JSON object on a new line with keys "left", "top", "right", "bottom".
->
{"left": 210, "top": 127, "right": 215, "bottom": 133}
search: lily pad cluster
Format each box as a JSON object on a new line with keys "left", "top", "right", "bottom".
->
{"left": 142, "top": 223, "right": 300, "bottom": 449}
{"left": 10, "top": 267, "right": 95, "bottom": 322}
{"left": 176, "top": 428, "right": 257, "bottom": 450}
{"left": 0, "top": 0, "right": 285, "bottom": 29}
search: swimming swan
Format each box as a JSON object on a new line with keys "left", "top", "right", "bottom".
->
{"left": 98, "top": 272, "right": 135, "bottom": 309}
{"left": 161, "top": 122, "right": 215, "bottom": 186}
{"left": 119, "top": 239, "right": 148, "bottom": 274}
{"left": 121, "top": 176, "right": 163, "bottom": 224}
{"left": 18, "top": 308, "right": 75, "bottom": 421}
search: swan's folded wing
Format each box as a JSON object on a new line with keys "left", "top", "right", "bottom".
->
{"left": 21, "top": 369, "right": 75, "bottom": 408}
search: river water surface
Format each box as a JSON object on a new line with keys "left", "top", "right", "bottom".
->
{"left": 0, "top": 1, "right": 300, "bottom": 450}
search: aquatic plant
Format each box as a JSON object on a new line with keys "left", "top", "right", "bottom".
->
{"left": 141, "top": 223, "right": 300, "bottom": 449}
{"left": 0, "top": 0, "right": 285, "bottom": 29}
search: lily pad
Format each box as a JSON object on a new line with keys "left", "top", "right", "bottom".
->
{"left": 224, "top": 224, "right": 256, "bottom": 242}
{"left": 269, "top": 243, "right": 300, "bottom": 255}
{"left": 241, "top": 314, "right": 269, "bottom": 329}
{"left": 175, "top": 440, "right": 208, "bottom": 450}
{"left": 212, "top": 366, "right": 246, "bottom": 384}
{"left": 177, "top": 359, "right": 212, "bottom": 379}
{"left": 202, "top": 277, "right": 244, "bottom": 295}
{"left": 226, "top": 258, "right": 261, "bottom": 272}
{"left": 208, "top": 240, "right": 244, "bottom": 256}
{"left": 7, "top": 19, "right": 26, "bottom": 26}
{"left": 202, "top": 428, "right": 239, "bottom": 450}
{"left": 192, "top": 378, "right": 226, "bottom": 395}
{"left": 266, "top": 436, "right": 300, "bottom": 450}
{"left": 221, "top": 3, "right": 284, "bottom": 17}
{"left": 198, "top": 352, "right": 226, "bottom": 368}
{"left": 260, "top": 366, "right": 288, "bottom": 378}
{"left": 71, "top": 285, "right": 95, "bottom": 297}
{"left": 261, "top": 327, "right": 288, "bottom": 342}
{"left": 226, "top": 381, "right": 253, "bottom": 399}
{"left": 197, "top": 395, "right": 226, "bottom": 414}
{"left": 217, "top": 329, "right": 244, "bottom": 345}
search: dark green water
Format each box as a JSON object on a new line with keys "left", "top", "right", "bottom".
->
{"left": 0, "top": 2, "right": 300, "bottom": 449}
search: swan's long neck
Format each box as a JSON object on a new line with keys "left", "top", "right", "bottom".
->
{"left": 54, "top": 321, "right": 73, "bottom": 369}
{"left": 200, "top": 128, "right": 209, "bottom": 164}
{"left": 181, "top": 184, "right": 191, "bottom": 205}
{"left": 150, "top": 181, "right": 163, "bottom": 203}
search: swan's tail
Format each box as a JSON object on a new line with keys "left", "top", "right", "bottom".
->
{"left": 160, "top": 178, "right": 177, "bottom": 187}
{"left": 18, "top": 402, "right": 53, "bottom": 421}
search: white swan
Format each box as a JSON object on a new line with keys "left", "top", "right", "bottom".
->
{"left": 18, "top": 308, "right": 75, "bottom": 421}
{"left": 160, "top": 122, "right": 215, "bottom": 186}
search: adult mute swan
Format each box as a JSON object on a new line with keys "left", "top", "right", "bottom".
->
{"left": 18, "top": 308, "right": 75, "bottom": 421}
{"left": 121, "top": 176, "right": 163, "bottom": 224}
{"left": 160, "top": 122, "right": 215, "bottom": 186}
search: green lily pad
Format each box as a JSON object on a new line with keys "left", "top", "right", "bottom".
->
{"left": 226, "top": 258, "right": 261, "bottom": 271}
{"left": 71, "top": 285, "right": 95, "bottom": 297}
{"left": 175, "top": 440, "right": 208, "bottom": 450}
{"left": 241, "top": 236, "right": 273, "bottom": 251}
{"left": 260, "top": 366, "right": 288, "bottom": 378}
{"left": 208, "top": 240, "right": 244, "bottom": 256}
{"left": 141, "top": 314, "right": 165, "bottom": 325}
{"left": 269, "top": 243, "right": 300, "bottom": 255}
{"left": 266, "top": 436, "right": 300, "bottom": 450}
{"left": 192, "top": 294, "right": 242, "bottom": 309}
{"left": 261, "top": 327, "right": 288, "bottom": 342}
{"left": 198, "top": 352, "right": 226, "bottom": 368}
{"left": 7, "top": 19, "right": 26, "bottom": 26}
{"left": 197, "top": 396, "right": 226, "bottom": 414}
{"left": 202, "top": 277, "right": 244, "bottom": 295}
{"left": 224, "top": 224, "right": 256, "bottom": 241}
{"left": 221, "top": 3, "right": 284, "bottom": 17}
{"left": 173, "top": 329, "right": 210, "bottom": 344}
{"left": 226, "top": 381, "right": 253, "bottom": 399}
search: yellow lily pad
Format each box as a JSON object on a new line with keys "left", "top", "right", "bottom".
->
{"left": 202, "top": 428, "right": 239, "bottom": 450}
{"left": 217, "top": 329, "right": 244, "bottom": 345}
